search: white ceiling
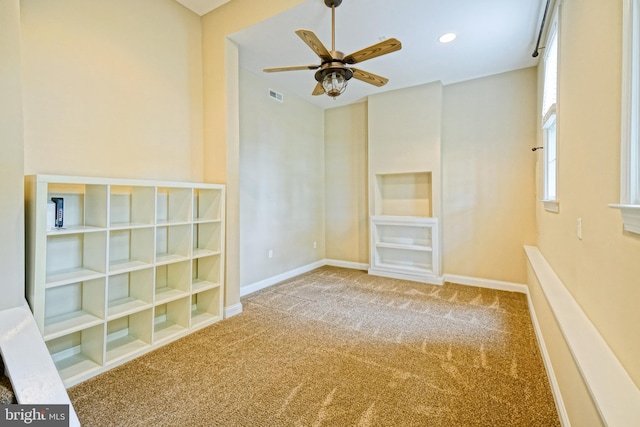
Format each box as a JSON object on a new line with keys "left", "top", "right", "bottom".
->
{"left": 181, "top": 0, "right": 544, "bottom": 110}
{"left": 174, "top": 0, "right": 231, "bottom": 16}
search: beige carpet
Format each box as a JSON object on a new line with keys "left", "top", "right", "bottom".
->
{"left": 69, "top": 266, "right": 560, "bottom": 426}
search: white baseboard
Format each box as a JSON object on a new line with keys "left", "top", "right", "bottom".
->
{"left": 443, "top": 274, "right": 527, "bottom": 294}
{"left": 325, "top": 259, "right": 369, "bottom": 270}
{"left": 224, "top": 303, "right": 243, "bottom": 318}
{"left": 240, "top": 260, "right": 326, "bottom": 297}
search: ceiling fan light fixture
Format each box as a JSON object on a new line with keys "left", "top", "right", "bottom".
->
{"left": 320, "top": 69, "right": 349, "bottom": 98}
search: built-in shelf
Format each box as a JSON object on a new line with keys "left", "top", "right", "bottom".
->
{"left": 25, "top": 175, "right": 225, "bottom": 386}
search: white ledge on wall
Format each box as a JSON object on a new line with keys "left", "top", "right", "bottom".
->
{"left": 541, "top": 200, "right": 560, "bottom": 212}
{"left": 525, "top": 246, "right": 640, "bottom": 426}
{"left": 609, "top": 204, "right": 640, "bottom": 234}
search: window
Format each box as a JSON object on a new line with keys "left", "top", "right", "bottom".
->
{"left": 611, "top": 0, "right": 640, "bottom": 233}
{"left": 541, "top": 21, "right": 559, "bottom": 212}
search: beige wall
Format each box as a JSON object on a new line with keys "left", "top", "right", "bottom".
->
{"left": 442, "top": 68, "right": 538, "bottom": 283}
{"left": 368, "top": 83, "right": 443, "bottom": 218}
{"left": 0, "top": 0, "right": 25, "bottom": 310}
{"left": 238, "top": 68, "right": 325, "bottom": 287}
{"left": 325, "top": 103, "right": 369, "bottom": 264}
{"left": 201, "top": 0, "right": 307, "bottom": 309}
{"left": 20, "top": 0, "right": 203, "bottom": 181}
{"left": 535, "top": 0, "right": 640, "bottom": 387}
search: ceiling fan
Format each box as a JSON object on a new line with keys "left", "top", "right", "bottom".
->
{"left": 263, "top": 0, "right": 402, "bottom": 98}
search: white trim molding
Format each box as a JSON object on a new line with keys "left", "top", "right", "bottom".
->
{"left": 325, "top": 259, "right": 369, "bottom": 270}
{"left": 443, "top": 274, "right": 527, "bottom": 294}
{"left": 239, "top": 260, "right": 325, "bottom": 297}
{"left": 609, "top": 204, "right": 640, "bottom": 234}
{"left": 224, "top": 303, "right": 243, "bottom": 318}
{"left": 613, "top": 0, "right": 640, "bottom": 232}
{"left": 525, "top": 246, "right": 640, "bottom": 426}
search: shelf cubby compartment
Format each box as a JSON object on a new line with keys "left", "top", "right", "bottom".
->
{"left": 192, "top": 255, "right": 222, "bottom": 293}
{"left": 47, "top": 324, "right": 104, "bottom": 383}
{"left": 193, "top": 188, "right": 223, "bottom": 222}
{"left": 156, "top": 224, "right": 191, "bottom": 265}
{"left": 43, "top": 278, "right": 105, "bottom": 340}
{"left": 375, "top": 223, "right": 432, "bottom": 250}
{"left": 47, "top": 183, "right": 108, "bottom": 233}
{"left": 108, "top": 227, "right": 154, "bottom": 274}
{"left": 190, "top": 288, "right": 222, "bottom": 328}
{"left": 192, "top": 222, "right": 221, "bottom": 258}
{"left": 109, "top": 185, "right": 155, "bottom": 229}
{"left": 374, "top": 246, "right": 433, "bottom": 274}
{"left": 45, "top": 232, "right": 107, "bottom": 287}
{"left": 105, "top": 309, "right": 152, "bottom": 364}
{"left": 107, "top": 269, "right": 153, "bottom": 320}
{"left": 375, "top": 172, "right": 432, "bottom": 217}
{"left": 155, "top": 261, "right": 190, "bottom": 304}
{"left": 156, "top": 187, "right": 192, "bottom": 225}
{"left": 153, "top": 298, "right": 189, "bottom": 343}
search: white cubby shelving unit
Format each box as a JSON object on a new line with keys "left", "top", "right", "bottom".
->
{"left": 25, "top": 175, "right": 225, "bottom": 386}
{"left": 369, "top": 172, "right": 441, "bottom": 284}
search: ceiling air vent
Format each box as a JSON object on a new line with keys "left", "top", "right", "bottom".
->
{"left": 268, "top": 89, "right": 284, "bottom": 103}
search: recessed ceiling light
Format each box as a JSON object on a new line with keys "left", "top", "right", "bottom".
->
{"left": 439, "top": 33, "right": 457, "bottom": 43}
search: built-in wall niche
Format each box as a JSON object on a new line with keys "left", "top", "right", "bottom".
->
{"left": 375, "top": 172, "right": 432, "bottom": 217}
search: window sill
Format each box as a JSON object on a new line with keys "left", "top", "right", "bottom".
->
{"left": 609, "top": 204, "right": 640, "bottom": 234}
{"left": 541, "top": 200, "right": 559, "bottom": 213}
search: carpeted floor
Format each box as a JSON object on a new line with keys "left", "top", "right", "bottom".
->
{"left": 0, "top": 358, "right": 16, "bottom": 404}
{"left": 69, "top": 266, "right": 560, "bottom": 426}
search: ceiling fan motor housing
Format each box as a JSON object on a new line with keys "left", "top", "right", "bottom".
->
{"left": 324, "top": 0, "right": 342, "bottom": 8}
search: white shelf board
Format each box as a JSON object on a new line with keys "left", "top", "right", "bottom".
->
{"left": 106, "top": 334, "right": 149, "bottom": 363}
{"left": 54, "top": 352, "right": 101, "bottom": 383}
{"left": 192, "top": 249, "right": 221, "bottom": 259}
{"left": 155, "top": 253, "right": 190, "bottom": 266}
{"left": 154, "top": 321, "right": 186, "bottom": 343}
{"left": 107, "top": 298, "right": 151, "bottom": 320}
{"left": 109, "top": 222, "right": 154, "bottom": 231}
{"left": 375, "top": 261, "right": 433, "bottom": 274}
{"left": 44, "top": 311, "right": 103, "bottom": 340}
{"left": 156, "top": 219, "right": 191, "bottom": 227}
{"left": 45, "top": 268, "right": 105, "bottom": 288}
{"left": 191, "top": 309, "right": 220, "bottom": 327}
{"left": 193, "top": 218, "right": 222, "bottom": 224}
{"left": 375, "top": 242, "right": 433, "bottom": 252}
{"left": 46, "top": 225, "right": 106, "bottom": 235}
{"left": 155, "top": 287, "right": 189, "bottom": 304}
{"left": 192, "top": 280, "right": 220, "bottom": 293}
{"left": 109, "top": 259, "right": 153, "bottom": 275}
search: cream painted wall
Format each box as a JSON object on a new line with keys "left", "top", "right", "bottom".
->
{"left": 442, "top": 68, "right": 537, "bottom": 284}
{"left": 20, "top": 0, "right": 203, "bottom": 181}
{"left": 368, "top": 83, "right": 443, "bottom": 218}
{"left": 0, "top": 0, "right": 25, "bottom": 311}
{"left": 238, "top": 68, "right": 325, "bottom": 287}
{"left": 536, "top": 0, "right": 640, "bottom": 387}
{"left": 324, "top": 103, "right": 369, "bottom": 265}
{"left": 202, "top": 0, "right": 306, "bottom": 309}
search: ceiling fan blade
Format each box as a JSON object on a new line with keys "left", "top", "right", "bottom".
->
{"left": 312, "top": 82, "right": 325, "bottom": 96}
{"left": 351, "top": 68, "right": 389, "bottom": 87}
{"left": 295, "top": 29, "right": 333, "bottom": 62}
{"left": 263, "top": 65, "right": 320, "bottom": 73}
{"left": 343, "top": 38, "right": 402, "bottom": 64}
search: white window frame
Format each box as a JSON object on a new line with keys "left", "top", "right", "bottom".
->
{"left": 541, "top": 13, "right": 559, "bottom": 212}
{"left": 610, "top": 0, "right": 640, "bottom": 233}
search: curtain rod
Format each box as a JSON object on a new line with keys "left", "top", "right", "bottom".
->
{"left": 532, "top": 0, "right": 552, "bottom": 57}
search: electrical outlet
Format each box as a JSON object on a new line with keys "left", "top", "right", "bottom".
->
{"left": 268, "top": 249, "right": 273, "bottom": 259}
{"left": 313, "top": 241, "right": 317, "bottom": 249}
{"left": 577, "top": 218, "right": 582, "bottom": 240}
